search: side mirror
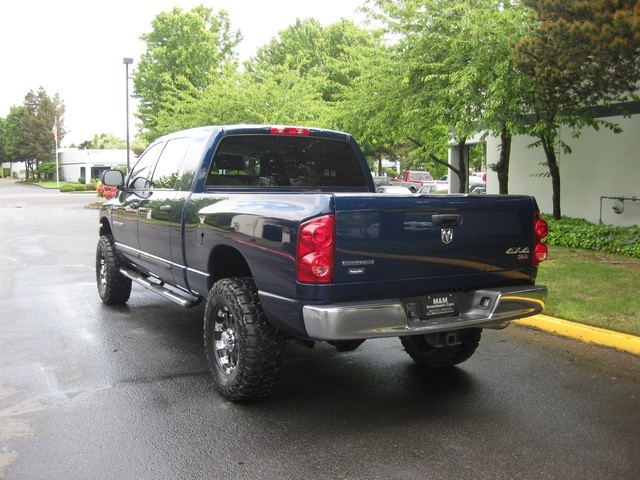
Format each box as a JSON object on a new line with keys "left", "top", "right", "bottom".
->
{"left": 101, "top": 169, "right": 125, "bottom": 187}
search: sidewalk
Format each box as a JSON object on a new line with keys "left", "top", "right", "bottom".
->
{"left": 514, "top": 315, "right": 640, "bottom": 356}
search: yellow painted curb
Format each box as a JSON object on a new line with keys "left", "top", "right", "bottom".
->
{"left": 513, "top": 315, "right": 640, "bottom": 356}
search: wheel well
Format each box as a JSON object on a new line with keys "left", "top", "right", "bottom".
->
{"left": 208, "top": 245, "right": 252, "bottom": 288}
{"left": 99, "top": 218, "right": 113, "bottom": 237}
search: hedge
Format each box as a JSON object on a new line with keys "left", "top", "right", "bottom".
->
{"left": 542, "top": 214, "right": 640, "bottom": 258}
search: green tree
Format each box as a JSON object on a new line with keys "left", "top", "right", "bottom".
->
{"left": 1, "top": 107, "right": 22, "bottom": 174}
{"left": 133, "top": 5, "right": 241, "bottom": 142}
{"left": 152, "top": 64, "right": 328, "bottom": 134}
{"left": 332, "top": 38, "right": 417, "bottom": 172}
{"left": 5, "top": 87, "right": 65, "bottom": 180}
{"left": 76, "top": 133, "right": 146, "bottom": 154}
{"left": 472, "top": 1, "right": 532, "bottom": 194}
{"left": 36, "top": 161, "right": 57, "bottom": 180}
{"left": 514, "top": 0, "right": 640, "bottom": 219}
{"left": 367, "top": 0, "right": 531, "bottom": 193}
{"left": 151, "top": 19, "right": 381, "bottom": 136}
{"left": 246, "top": 19, "right": 379, "bottom": 105}
{"left": 0, "top": 117, "right": 7, "bottom": 177}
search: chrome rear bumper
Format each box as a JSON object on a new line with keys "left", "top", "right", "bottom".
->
{"left": 302, "top": 285, "right": 547, "bottom": 340}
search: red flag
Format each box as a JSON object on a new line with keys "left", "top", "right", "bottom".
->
{"left": 51, "top": 119, "right": 58, "bottom": 142}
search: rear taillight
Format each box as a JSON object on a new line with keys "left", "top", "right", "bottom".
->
{"left": 270, "top": 126, "right": 310, "bottom": 136}
{"left": 297, "top": 215, "right": 335, "bottom": 284}
{"left": 533, "top": 213, "right": 548, "bottom": 267}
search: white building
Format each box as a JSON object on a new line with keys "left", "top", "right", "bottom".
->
{"left": 484, "top": 104, "right": 640, "bottom": 226}
{"left": 57, "top": 148, "right": 131, "bottom": 184}
{"left": 2, "top": 148, "right": 131, "bottom": 183}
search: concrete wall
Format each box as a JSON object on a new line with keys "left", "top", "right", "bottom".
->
{"left": 485, "top": 113, "right": 640, "bottom": 226}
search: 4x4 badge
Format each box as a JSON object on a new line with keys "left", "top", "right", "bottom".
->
{"left": 441, "top": 229, "right": 453, "bottom": 244}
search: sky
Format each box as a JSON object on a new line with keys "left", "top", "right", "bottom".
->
{"left": 1, "top": 0, "right": 368, "bottom": 146}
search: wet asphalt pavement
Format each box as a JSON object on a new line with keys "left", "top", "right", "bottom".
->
{"left": 0, "top": 181, "right": 638, "bottom": 479}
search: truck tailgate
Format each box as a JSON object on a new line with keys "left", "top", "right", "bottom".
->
{"left": 333, "top": 194, "right": 538, "bottom": 300}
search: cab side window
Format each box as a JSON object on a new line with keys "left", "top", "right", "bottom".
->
{"left": 149, "top": 137, "right": 192, "bottom": 190}
{"left": 128, "top": 142, "right": 163, "bottom": 190}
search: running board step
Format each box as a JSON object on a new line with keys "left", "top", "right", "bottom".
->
{"left": 119, "top": 268, "right": 201, "bottom": 308}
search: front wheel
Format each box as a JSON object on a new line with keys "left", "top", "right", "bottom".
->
{"left": 96, "top": 235, "right": 132, "bottom": 305}
{"left": 204, "top": 278, "right": 285, "bottom": 401}
{"left": 401, "top": 329, "right": 481, "bottom": 368}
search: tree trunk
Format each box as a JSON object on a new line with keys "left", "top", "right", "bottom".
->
{"left": 540, "top": 134, "right": 561, "bottom": 219}
{"left": 496, "top": 125, "right": 511, "bottom": 195}
{"left": 457, "top": 139, "right": 467, "bottom": 193}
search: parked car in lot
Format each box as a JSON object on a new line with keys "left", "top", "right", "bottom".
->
{"left": 470, "top": 172, "right": 486, "bottom": 186}
{"left": 376, "top": 185, "right": 413, "bottom": 194}
{"left": 392, "top": 170, "right": 433, "bottom": 192}
{"left": 416, "top": 185, "right": 435, "bottom": 194}
{"left": 372, "top": 176, "right": 391, "bottom": 187}
{"left": 422, "top": 176, "right": 448, "bottom": 192}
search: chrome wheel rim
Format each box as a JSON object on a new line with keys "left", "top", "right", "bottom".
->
{"left": 213, "top": 306, "right": 238, "bottom": 375}
{"left": 98, "top": 252, "right": 107, "bottom": 288}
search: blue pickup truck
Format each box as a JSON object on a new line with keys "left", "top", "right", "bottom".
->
{"left": 97, "top": 125, "right": 548, "bottom": 401}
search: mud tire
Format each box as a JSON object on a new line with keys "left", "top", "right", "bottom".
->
{"left": 96, "top": 235, "right": 132, "bottom": 305}
{"left": 204, "top": 278, "right": 285, "bottom": 401}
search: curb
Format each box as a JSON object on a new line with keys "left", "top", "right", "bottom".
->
{"left": 513, "top": 315, "right": 640, "bottom": 356}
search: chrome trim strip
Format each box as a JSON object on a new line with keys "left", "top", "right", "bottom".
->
{"left": 186, "top": 266, "right": 210, "bottom": 279}
{"left": 258, "top": 290, "right": 298, "bottom": 304}
{"left": 139, "top": 251, "right": 172, "bottom": 270}
{"left": 115, "top": 242, "right": 140, "bottom": 259}
{"left": 115, "top": 242, "right": 185, "bottom": 272}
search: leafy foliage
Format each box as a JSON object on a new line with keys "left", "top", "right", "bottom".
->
{"left": 3, "top": 0, "right": 638, "bottom": 215}
{"left": 2, "top": 87, "right": 65, "bottom": 180}
{"left": 75, "top": 133, "right": 146, "bottom": 154}
{"left": 543, "top": 214, "right": 640, "bottom": 258}
{"left": 514, "top": 0, "right": 640, "bottom": 219}
{"left": 36, "top": 161, "right": 57, "bottom": 180}
{"left": 246, "top": 19, "right": 379, "bottom": 104}
{"left": 516, "top": 0, "right": 640, "bottom": 108}
{"left": 133, "top": 6, "right": 241, "bottom": 142}
{"left": 363, "top": 0, "right": 531, "bottom": 191}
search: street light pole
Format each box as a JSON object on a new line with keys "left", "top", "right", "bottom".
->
{"left": 123, "top": 57, "right": 133, "bottom": 174}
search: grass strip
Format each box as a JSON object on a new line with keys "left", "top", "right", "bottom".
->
{"left": 536, "top": 246, "right": 640, "bottom": 336}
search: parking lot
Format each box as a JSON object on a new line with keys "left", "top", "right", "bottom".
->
{"left": 1, "top": 181, "right": 639, "bottom": 479}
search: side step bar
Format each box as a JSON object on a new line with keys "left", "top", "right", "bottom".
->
{"left": 119, "top": 267, "right": 201, "bottom": 308}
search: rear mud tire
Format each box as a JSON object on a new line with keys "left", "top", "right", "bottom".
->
{"left": 400, "top": 329, "right": 482, "bottom": 368}
{"left": 204, "top": 278, "right": 285, "bottom": 402}
{"left": 96, "top": 235, "right": 132, "bottom": 305}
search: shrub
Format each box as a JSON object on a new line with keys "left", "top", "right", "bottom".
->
{"left": 74, "top": 184, "right": 87, "bottom": 191}
{"left": 542, "top": 215, "right": 640, "bottom": 258}
{"left": 86, "top": 183, "right": 97, "bottom": 191}
{"left": 95, "top": 181, "right": 118, "bottom": 200}
{"left": 77, "top": 177, "right": 86, "bottom": 184}
{"left": 59, "top": 185, "right": 76, "bottom": 193}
